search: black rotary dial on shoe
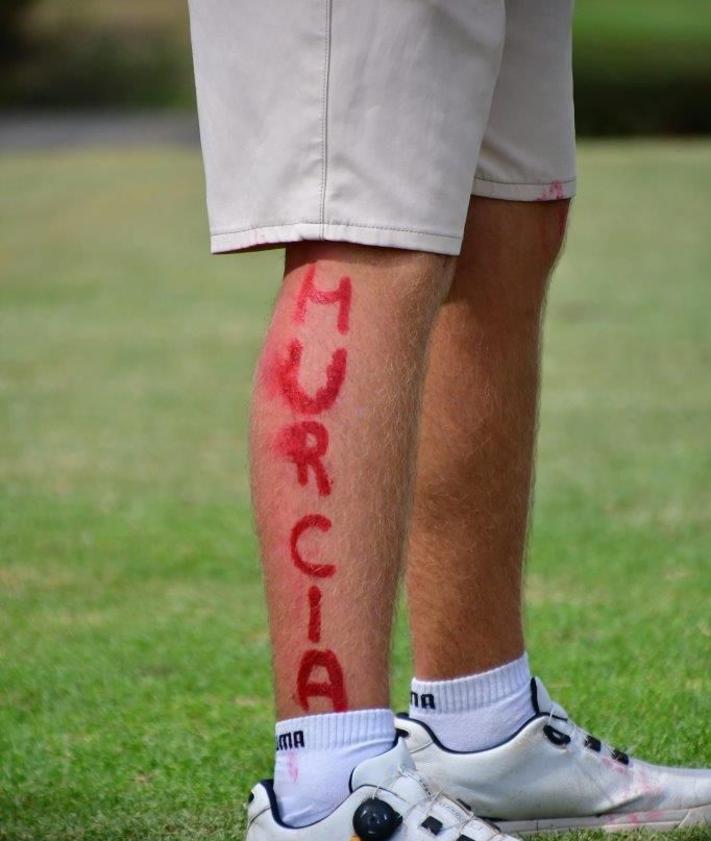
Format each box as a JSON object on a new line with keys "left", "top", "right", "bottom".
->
{"left": 353, "top": 798, "right": 403, "bottom": 841}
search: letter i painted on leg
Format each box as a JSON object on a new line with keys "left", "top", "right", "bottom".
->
{"left": 307, "top": 586, "right": 322, "bottom": 643}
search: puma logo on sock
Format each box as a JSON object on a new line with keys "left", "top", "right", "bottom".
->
{"left": 410, "top": 691, "right": 436, "bottom": 710}
{"left": 276, "top": 730, "right": 306, "bottom": 751}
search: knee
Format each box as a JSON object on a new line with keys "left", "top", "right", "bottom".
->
{"left": 536, "top": 199, "right": 570, "bottom": 271}
{"left": 285, "top": 241, "right": 455, "bottom": 319}
{"left": 504, "top": 199, "right": 570, "bottom": 283}
{"left": 452, "top": 198, "right": 571, "bottom": 329}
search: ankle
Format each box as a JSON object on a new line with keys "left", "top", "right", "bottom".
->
{"left": 273, "top": 709, "right": 395, "bottom": 827}
{"left": 409, "top": 653, "right": 534, "bottom": 752}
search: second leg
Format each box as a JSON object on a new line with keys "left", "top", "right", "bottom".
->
{"left": 407, "top": 197, "right": 569, "bottom": 682}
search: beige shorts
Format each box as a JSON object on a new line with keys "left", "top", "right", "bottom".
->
{"left": 189, "top": 0, "right": 576, "bottom": 257}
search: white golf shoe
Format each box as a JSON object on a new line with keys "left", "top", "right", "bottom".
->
{"left": 246, "top": 738, "right": 517, "bottom": 841}
{"left": 396, "top": 678, "right": 711, "bottom": 835}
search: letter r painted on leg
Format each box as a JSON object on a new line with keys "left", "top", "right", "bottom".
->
{"left": 276, "top": 420, "right": 332, "bottom": 496}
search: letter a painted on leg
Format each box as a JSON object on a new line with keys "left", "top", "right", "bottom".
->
{"left": 296, "top": 648, "right": 348, "bottom": 712}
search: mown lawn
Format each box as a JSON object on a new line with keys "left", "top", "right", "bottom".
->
{"left": 1, "top": 141, "right": 710, "bottom": 840}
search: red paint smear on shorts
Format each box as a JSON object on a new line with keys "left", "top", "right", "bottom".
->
{"left": 296, "top": 648, "right": 348, "bottom": 712}
{"left": 275, "top": 420, "right": 332, "bottom": 496}
{"left": 294, "top": 265, "right": 352, "bottom": 334}
{"left": 536, "top": 180, "right": 565, "bottom": 201}
{"left": 290, "top": 514, "right": 334, "bottom": 578}
{"left": 307, "top": 586, "right": 322, "bottom": 643}
{"left": 278, "top": 339, "right": 347, "bottom": 415}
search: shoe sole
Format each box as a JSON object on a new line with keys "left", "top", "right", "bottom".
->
{"left": 498, "top": 803, "right": 711, "bottom": 835}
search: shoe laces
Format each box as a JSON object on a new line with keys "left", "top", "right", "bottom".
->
{"left": 546, "top": 700, "right": 573, "bottom": 733}
{"left": 371, "top": 766, "right": 505, "bottom": 839}
{"left": 544, "top": 702, "right": 630, "bottom": 765}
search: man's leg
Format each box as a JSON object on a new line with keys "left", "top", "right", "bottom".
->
{"left": 406, "top": 197, "right": 568, "bottom": 749}
{"left": 251, "top": 242, "right": 453, "bottom": 824}
{"left": 399, "top": 197, "right": 711, "bottom": 830}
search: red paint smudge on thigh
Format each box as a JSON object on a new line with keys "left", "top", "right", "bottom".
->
{"left": 295, "top": 265, "right": 352, "bottom": 334}
{"left": 278, "top": 339, "right": 347, "bottom": 415}
{"left": 296, "top": 649, "right": 348, "bottom": 712}
{"left": 307, "top": 586, "right": 322, "bottom": 643}
{"left": 290, "top": 515, "right": 335, "bottom": 578}
{"left": 275, "top": 420, "right": 332, "bottom": 496}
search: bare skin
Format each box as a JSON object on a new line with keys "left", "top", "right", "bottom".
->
{"left": 251, "top": 242, "right": 454, "bottom": 718}
{"left": 407, "top": 197, "right": 570, "bottom": 680}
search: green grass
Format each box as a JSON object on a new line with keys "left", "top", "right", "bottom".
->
{"left": 1, "top": 141, "right": 710, "bottom": 840}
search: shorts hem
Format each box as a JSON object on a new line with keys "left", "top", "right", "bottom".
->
{"left": 210, "top": 222, "right": 462, "bottom": 256}
{"left": 472, "top": 177, "right": 576, "bottom": 202}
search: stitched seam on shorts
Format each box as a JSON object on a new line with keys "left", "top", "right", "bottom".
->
{"left": 210, "top": 221, "right": 461, "bottom": 239}
{"left": 473, "top": 175, "right": 577, "bottom": 187}
{"left": 319, "top": 0, "right": 333, "bottom": 235}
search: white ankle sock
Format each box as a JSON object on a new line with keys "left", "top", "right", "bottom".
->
{"left": 273, "top": 709, "right": 395, "bottom": 827}
{"left": 409, "top": 653, "right": 534, "bottom": 752}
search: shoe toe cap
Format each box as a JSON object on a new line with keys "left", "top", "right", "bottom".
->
{"left": 640, "top": 762, "right": 711, "bottom": 809}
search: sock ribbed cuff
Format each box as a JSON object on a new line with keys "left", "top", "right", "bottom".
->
{"left": 275, "top": 709, "right": 395, "bottom": 752}
{"left": 411, "top": 653, "right": 531, "bottom": 713}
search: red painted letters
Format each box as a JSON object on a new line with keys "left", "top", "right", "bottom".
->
{"left": 290, "top": 514, "right": 335, "bottom": 578}
{"left": 276, "top": 420, "right": 332, "bottom": 496}
{"left": 296, "top": 649, "right": 348, "bottom": 712}
{"left": 295, "top": 265, "right": 352, "bottom": 335}
{"left": 278, "top": 339, "right": 347, "bottom": 415}
{"left": 272, "top": 264, "right": 353, "bottom": 712}
{"left": 307, "top": 586, "right": 322, "bottom": 643}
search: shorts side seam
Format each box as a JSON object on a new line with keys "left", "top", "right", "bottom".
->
{"left": 319, "top": 0, "right": 334, "bottom": 236}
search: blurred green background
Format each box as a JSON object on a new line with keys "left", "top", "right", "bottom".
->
{"left": 1, "top": 0, "right": 711, "bottom": 134}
